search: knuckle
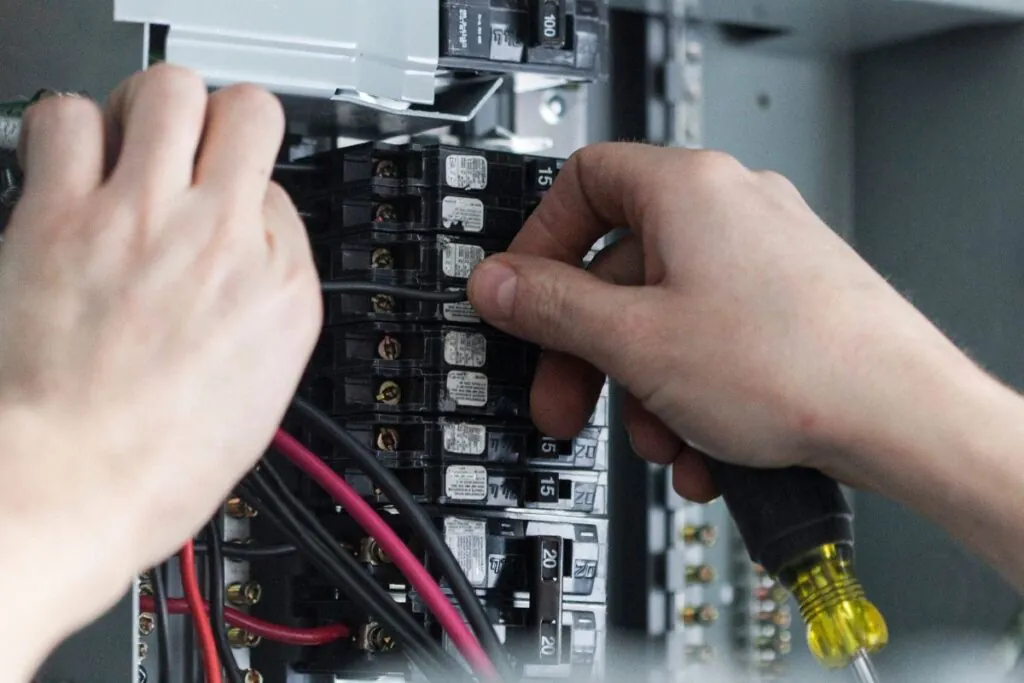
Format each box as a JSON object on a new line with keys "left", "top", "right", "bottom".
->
{"left": 217, "top": 84, "right": 284, "bottom": 129}
{"left": 688, "top": 149, "right": 746, "bottom": 180}
{"left": 141, "top": 63, "right": 208, "bottom": 107}
{"left": 28, "top": 94, "right": 102, "bottom": 130}
{"left": 756, "top": 169, "right": 802, "bottom": 197}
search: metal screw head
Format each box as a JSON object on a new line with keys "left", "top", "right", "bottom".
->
{"left": 138, "top": 641, "right": 149, "bottom": 661}
{"left": 373, "top": 159, "right": 397, "bottom": 178}
{"left": 244, "top": 670, "right": 264, "bottom": 683}
{"left": 371, "top": 294, "right": 395, "bottom": 313}
{"left": 539, "top": 94, "right": 567, "bottom": 125}
{"left": 373, "top": 203, "right": 397, "bottom": 222}
{"left": 376, "top": 427, "right": 400, "bottom": 452}
{"left": 687, "top": 564, "right": 715, "bottom": 584}
{"left": 137, "top": 665, "right": 148, "bottom": 683}
{"left": 138, "top": 580, "right": 154, "bottom": 597}
{"left": 376, "top": 380, "right": 402, "bottom": 405}
{"left": 227, "top": 627, "right": 262, "bottom": 649}
{"left": 371, "top": 247, "right": 395, "bottom": 269}
{"left": 226, "top": 496, "right": 257, "bottom": 519}
{"left": 377, "top": 334, "right": 402, "bottom": 360}
{"left": 682, "top": 524, "right": 717, "bottom": 547}
{"left": 138, "top": 613, "right": 156, "bottom": 636}
{"left": 227, "top": 581, "right": 263, "bottom": 607}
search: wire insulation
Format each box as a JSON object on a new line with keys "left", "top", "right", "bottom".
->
{"left": 286, "top": 398, "right": 514, "bottom": 681}
{"left": 193, "top": 541, "right": 297, "bottom": 559}
{"left": 320, "top": 282, "right": 467, "bottom": 302}
{"left": 139, "top": 596, "right": 351, "bottom": 646}
{"left": 180, "top": 541, "right": 223, "bottom": 683}
{"left": 237, "top": 475, "right": 466, "bottom": 682}
{"left": 272, "top": 429, "right": 498, "bottom": 680}
{"left": 205, "top": 523, "right": 245, "bottom": 683}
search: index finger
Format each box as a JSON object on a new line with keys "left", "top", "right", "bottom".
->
{"left": 509, "top": 142, "right": 671, "bottom": 263}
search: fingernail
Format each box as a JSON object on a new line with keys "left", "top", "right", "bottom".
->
{"left": 472, "top": 261, "right": 518, "bottom": 319}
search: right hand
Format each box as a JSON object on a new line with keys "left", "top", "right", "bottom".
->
{"left": 468, "top": 143, "right": 977, "bottom": 500}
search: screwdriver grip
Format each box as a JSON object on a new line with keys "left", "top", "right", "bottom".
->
{"left": 703, "top": 459, "right": 854, "bottom": 576}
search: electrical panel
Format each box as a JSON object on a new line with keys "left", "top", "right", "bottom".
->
{"left": 215, "top": 143, "right": 609, "bottom": 683}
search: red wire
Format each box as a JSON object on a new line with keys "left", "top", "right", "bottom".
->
{"left": 180, "top": 542, "right": 223, "bottom": 683}
{"left": 139, "top": 595, "right": 350, "bottom": 646}
{"left": 272, "top": 429, "right": 497, "bottom": 679}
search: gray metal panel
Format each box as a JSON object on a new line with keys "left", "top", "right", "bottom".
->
{"left": 853, "top": 22, "right": 1024, "bottom": 673}
{"left": 115, "top": 0, "right": 440, "bottom": 103}
{"left": 611, "top": 0, "right": 1024, "bottom": 53}
{"left": 702, "top": 33, "right": 855, "bottom": 240}
{"left": 0, "top": 0, "right": 143, "bottom": 101}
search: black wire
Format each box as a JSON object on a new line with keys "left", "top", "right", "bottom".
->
{"left": 274, "top": 162, "right": 318, "bottom": 172}
{"left": 192, "top": 541, "right": 297, "bottom": 560}
{"left": 151, "top": 564, "right": 172, "bottom": 683}
{"left": 319, "top": 282, "right": 467, "bottom": 302}
{"left": 288, "top": 396, "right": 515, "bottom": 682}
{"left": 205, "top": 523, "right": 246, "bottom": 683}
{"left": 238, "top": 474, "right": 471, "bottom": 683}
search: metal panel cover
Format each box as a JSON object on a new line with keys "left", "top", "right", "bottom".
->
{"left": 114, "top": 0, "right": 440, "bottom": 103}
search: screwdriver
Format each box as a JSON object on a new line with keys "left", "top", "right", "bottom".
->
{"left": 702, "top": 460, "right": 888, "bottom": 682}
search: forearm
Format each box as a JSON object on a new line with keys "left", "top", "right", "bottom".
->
{"left": 839, "top": 344, "right": 1024, "bottom": 590}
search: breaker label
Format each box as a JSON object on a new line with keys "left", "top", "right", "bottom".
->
{"left": 441, "top": 196, "right": 485, "bottom": 233}
{"left": 444, "top": 331, "right": 487, "bottom": 368}
{"left": 443, "top": 299, "right": 481, "bottom": 324}
{"left": 442, "top": 243, "right": 485, "bottom": 279}
{"left": 445, "top": 154, "right": 488, "bottom": 190}
{"left": 446, "top": 371, "right": 488, "bottom": 408}
{"left": 445, "top": 465, "right": 489, "bottom": 501}
{"left": 444, "top": 517, "right": 487, "bottom": 586}
{"left": 443, "top": 422, "right": 487, "bottom": 456}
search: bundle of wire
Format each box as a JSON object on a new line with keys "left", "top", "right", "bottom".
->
{"left": 237, "top": 465, "right": 477, "bottom": 683}
{"left": 286, "top": 398, "right": 516, "bottom": 683}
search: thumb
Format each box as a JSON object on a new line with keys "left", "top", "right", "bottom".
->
{"left": 468, "top": 253, "right": 656, "bottom": 380}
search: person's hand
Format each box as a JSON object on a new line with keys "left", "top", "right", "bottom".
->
{"left": 468, "top": 143, "right": 979, "bottom": 500}
{"left": 0, "top": 65, "right": 320, "bottom": 650}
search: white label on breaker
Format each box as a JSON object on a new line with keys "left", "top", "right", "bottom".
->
{"left": 447, "top": 371, "right": 488, "bottom": 407}
{"left": 444, "top": 517, "right": 488, "bottom": 586}
{"left": 443, "top": 423, "right": 487, "bottom": 455}
{"left": 444, "top": 331, "right": 487, "bottom": 367}
{"left": 443, "top": 300, "right": 480, "bottom": 324}
{"left": 442, "top": 243, "right": 485, "bottom": 279}
{"left": 445, "top": 154, "right": 488, "bottom": 190}
{"left": 445, "top": 465, "right": 489, "bottom": 501}
{"left": 441, "top": 196, "right": 485, "bottom": 233}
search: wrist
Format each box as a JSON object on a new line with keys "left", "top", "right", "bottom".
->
{"left": 0, "top": 402, "right": 134, "bottom": 679}
{"left": 829, "top": 341, "right": 1024, "bottom": 585}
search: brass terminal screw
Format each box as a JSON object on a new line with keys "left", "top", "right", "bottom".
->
{"left": 371, "top": 248, "right": 395, "bottom": 269}
{"left": 227, "top": 627, "right": 262, "bottom": 649}
{"left": 373, "top": 159, "right": 397, "bottom": 178}
{"left": 138, "top": 641, "right": 149, "bottom": 661}
{"left": 226, "top": 496, "right": 258, "bottom": 519}
{"left": 681, "top": 524, "right": 717, "bottom": 547}
{"left": 227, "top": 581, "right": 263, "bottom": 607}
{"left": 376, "top": 427, "right": 400, "bottom": 452}
{"left": 376, "top": 380, "right": 402, "bottom": 405}
{"left": 371, "top": 294, "right": 395, "bottom": 313}
{"left": 359, "top": 537, "right": 391, "bottom": 566}
{"left": 360, "top": 622, "right": 396, "bottom": 652}
{"left": 681, "top": 604, "right": 719, "bottom": 626}
{"left": 377, "top": 334, "right": 402, "bottom": 360}
{"left": 244, "top": 669, "right": 264, "bottom": 683}
{"left": 373, "top": 203, "right": 398, "bottom": 222}
{"left": 753, "top": 584, "right": 790, "bottom": 605}
{"left": 686, "top": 564, "right": 716, "bottom": 584}
{"left": 757, "top": 609, "right": 792, "bottom": 629}
{"left": 755, "top": 632, "right": 793, "bottom": 655}
{"left": 138, "top": 613, "right": 156, "bottom": 637}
